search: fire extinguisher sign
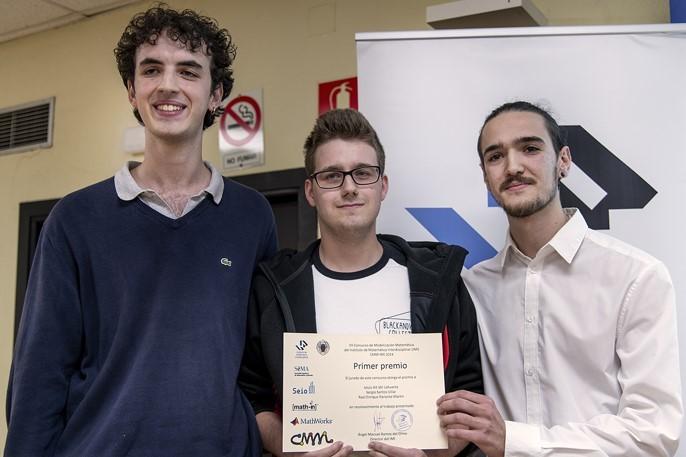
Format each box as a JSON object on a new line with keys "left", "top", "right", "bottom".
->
{"left": 318, "top": 77, "right": 358, "bottom": 115}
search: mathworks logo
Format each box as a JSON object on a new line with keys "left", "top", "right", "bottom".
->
{"left": 290, "top": 417, "right": 334, "bottom": 426}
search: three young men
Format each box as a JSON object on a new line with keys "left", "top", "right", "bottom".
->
{"left": 442, "top": 102, "right": 682, "bottom": 456}
{"left": 239, "top": 108, "right": 483, "bottom": 457}
{"left": 6, "top": 6, "right": 276, "bottom": 456}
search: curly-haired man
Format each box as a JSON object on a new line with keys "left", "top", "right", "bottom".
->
{"left": 5, "top": 5, "right": 276, "bottom": 456}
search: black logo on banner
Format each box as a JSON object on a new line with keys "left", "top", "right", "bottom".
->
{"left": 560, "top": 126, "right": 657, "bottom": 229}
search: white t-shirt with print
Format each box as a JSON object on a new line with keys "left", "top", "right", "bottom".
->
{"left": 313, "top": 247, "right": 411, "bottom": 335}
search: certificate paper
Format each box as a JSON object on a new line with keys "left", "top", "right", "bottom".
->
{"left": 282, "top": 333, "right": 448, "bottom": 451}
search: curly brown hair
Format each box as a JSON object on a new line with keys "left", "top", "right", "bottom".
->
{"left": 114, "top": 4, "right": 236, "bottom": 130}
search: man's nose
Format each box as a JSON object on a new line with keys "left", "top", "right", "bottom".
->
{"left": 505, "top": 151, "right": 524, "bottom": 175}
{"left": 158, "top": 68, "right": 179, "bottom": 92}
{"left": 340, "top": 173, "right": 358, "bottom": 193}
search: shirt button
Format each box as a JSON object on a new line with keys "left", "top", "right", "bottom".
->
{"left": 526, "top": 315, "right": 535, "bottom": 324}
{"left": 526, "top": 368, "right": 534, "bottom": 376}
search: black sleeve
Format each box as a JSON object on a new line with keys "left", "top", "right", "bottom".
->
{"left": 238, "top": 273, "right": 279, "bottom": 414}
{"left": 449, "top": 276, "right": 484, "bottom": 394}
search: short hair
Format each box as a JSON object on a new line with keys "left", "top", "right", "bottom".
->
{"left": 303, "top": 109, "right": 386, "bottom": 176}
{"left": 114, "top": 3, "right": 236, "bottom": 130}
{"left": 476, "top": 101, "right": 566, "bottom": 163}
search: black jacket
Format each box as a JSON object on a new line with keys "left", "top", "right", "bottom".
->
{"left": 239, "top": 234, "right": 483, "bottom": 415}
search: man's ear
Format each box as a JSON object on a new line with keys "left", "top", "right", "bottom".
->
{"left": 380, "top": 174, "right": 389, "bottom": 202}
{"left": 209, "top": 84, "right": 223, "bottom": 112}
{"left": 127, "top": 80, "right": 136, "bottom": 108}
{"left": 557, "top": 146, "right": 572, "bottom": 178}
{"left": 479, "top": 162, "right": 490, "bottom": 186}
{"left": 304, "top": 179, "right": 316, "bottom": 208}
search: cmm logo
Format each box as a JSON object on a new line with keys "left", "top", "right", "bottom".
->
{"left": 290, "top": 431, "right": 334, "bottom": 447}
{"left": 408, "top": 126, "right": 657, "bottom": 268}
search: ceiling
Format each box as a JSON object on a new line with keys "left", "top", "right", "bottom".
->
{"left": 0, "top": 0, "right": 140, "bottom": 44}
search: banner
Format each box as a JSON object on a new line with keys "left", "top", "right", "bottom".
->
{"left": 357, "top": 24, "right": 686, "bottom": 454}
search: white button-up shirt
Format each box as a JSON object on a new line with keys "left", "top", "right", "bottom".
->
{"left": 463, "top": 209, "right": 682, "bottom": 456}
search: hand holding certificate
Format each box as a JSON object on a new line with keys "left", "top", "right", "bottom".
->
{"left": 282, "top": 333, "right": 449, "bottom": 452}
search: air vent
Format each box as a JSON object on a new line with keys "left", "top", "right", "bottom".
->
{"left": 0, "top": 97, "right": 54, "bottom": 156}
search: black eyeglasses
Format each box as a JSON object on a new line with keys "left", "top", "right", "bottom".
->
{"left": 310, "top": 166, "right": 382, "bottom": 189}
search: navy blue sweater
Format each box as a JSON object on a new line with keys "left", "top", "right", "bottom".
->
{"left": 5, "top": 177, "right": 277, "bottom": 456}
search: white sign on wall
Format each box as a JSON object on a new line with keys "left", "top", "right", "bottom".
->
{"left": 218, "top": 89, "right": 264, "bottom": 170}
{"left": 357, "top": 24, "right": 686, "bottom": 455}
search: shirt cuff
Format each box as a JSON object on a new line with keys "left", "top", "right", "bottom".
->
{"left": 504, "top": 421, "right": 541, "bottom": 457}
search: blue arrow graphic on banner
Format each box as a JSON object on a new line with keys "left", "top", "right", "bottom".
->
{"left": 407, "top": 208, "right": 496, "bottom": 268}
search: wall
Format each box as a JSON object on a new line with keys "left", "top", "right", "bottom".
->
{"left": 0, "top": 0, "right": 669, "bottom": 447}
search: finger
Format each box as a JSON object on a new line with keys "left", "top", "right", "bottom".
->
{"left": 437, "top": 397, "right": 478, "bottom": 416}
{"left": 368, "top": 450, "right": 387, "bottom": 457}
{"left": 333, "top": 445, "right": 354, "bottom": 457}
{"left": 437, "top": 390, "right": 488, "bottom": 406}
{"left": 438, "top": 395, "right": 495, "bottom": 417}
{"left": 303, "top": 441, "right": 344, "bottom": 457}
{"left": 445, "top": 427, "right": 485, "bottom": 442}
{"left": 368, "top": 441, "right": 424, "bottom": 457}
{"left": 439, "top": 411, "right": 484, "bottom": 428}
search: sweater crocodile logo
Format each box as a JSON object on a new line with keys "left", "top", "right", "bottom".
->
{"left": 220, "top": 258, "right": 232, "bottom": 267}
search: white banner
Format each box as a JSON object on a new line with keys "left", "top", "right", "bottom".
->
{"left": 357, "top": 24, "right": 686, "bottom": 455}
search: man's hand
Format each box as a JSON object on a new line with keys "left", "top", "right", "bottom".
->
{"left": 285, "top": 441, "right": 353, "bottom": 457}
{"left": 436, "top": 390, "right": 505, "bottom": 457}
{"left": 368, "top": 438, "right": 466, "bottom": 457}
{"left": 368, "top": 441, "right": 426, "bottom": 457}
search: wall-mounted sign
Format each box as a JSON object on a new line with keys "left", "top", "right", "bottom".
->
{"left": 318, "top": 77, "right": 357, "bottom": 115}
{"left": 219, "top": 89, "right": 264, "bottom": 170}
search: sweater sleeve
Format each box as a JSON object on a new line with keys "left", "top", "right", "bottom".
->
{"left": 239, "top": 273, "right": 279, "bottom": 415}
{"left": 5, "top": 222, "right": 83, "bottom": 455}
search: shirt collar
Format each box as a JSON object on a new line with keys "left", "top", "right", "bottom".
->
{"left": 114, "top": 161, "right": 224, "bottom": 204}
{"left": 547, "top": 208, "right": 587, "bottom": 264}
{"left": 498, "top": 208, "right": 587, "bottom": 268}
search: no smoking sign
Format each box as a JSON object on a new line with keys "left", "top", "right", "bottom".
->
{"left": 219, "top": 90, "right": 264, "bottom": 170}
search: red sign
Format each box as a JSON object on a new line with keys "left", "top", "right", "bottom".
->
{"left": 220, "top": 95, "right": 262, "bottom": 147}
{"left": 318, "top": 77, "right": 358, "bottom": 115}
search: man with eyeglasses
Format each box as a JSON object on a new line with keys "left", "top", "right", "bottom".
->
{"left": 238, "top": 109, "right": 483, "bottom": 457}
